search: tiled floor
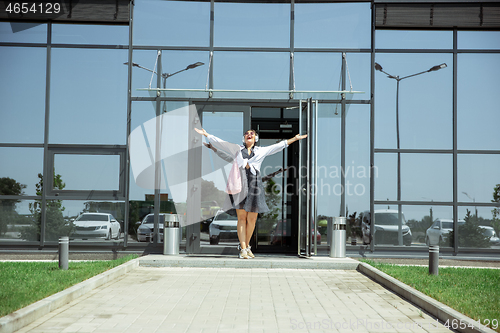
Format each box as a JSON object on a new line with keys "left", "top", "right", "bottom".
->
{"left": 16, "top": 267, "right": 453, "bottom": 333}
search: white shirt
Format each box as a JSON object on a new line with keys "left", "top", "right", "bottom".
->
{"left": 207, "top": 134, "right": 289, "bottom": 175}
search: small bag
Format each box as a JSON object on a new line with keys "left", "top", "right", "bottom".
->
{"left": 225, "top": 161, "right": 242, "bottom": 194}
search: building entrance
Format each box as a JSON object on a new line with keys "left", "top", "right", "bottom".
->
{"left": 186, "top": 100, "right": 318, "bottom": 256}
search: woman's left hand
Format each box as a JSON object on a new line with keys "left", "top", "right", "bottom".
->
{"left": 295, "top": 134, "right": 308, "bottom": 140}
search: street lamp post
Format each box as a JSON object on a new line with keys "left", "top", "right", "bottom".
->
{"left": 375, "top": 62, "right": 447, "bottom": 245}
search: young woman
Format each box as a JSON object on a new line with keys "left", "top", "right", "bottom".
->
{"left": 195, "top": 128, "right": 307, "bottom": 259}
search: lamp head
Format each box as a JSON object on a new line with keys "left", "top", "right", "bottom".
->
{"left": 186, "top": 62, "right": 204, "bottom": 70}
{"left": 123, "top": 62, "right": 140, "bottom": 67}
{"left": 429, "top": 63, "right": 447, "bottom": 72}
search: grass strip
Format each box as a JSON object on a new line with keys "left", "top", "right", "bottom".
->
{"left": 0, "top": 254, "right": 138, "bottom": 318}
{"left": 362, "top": 259, "right": 500, "bottom": 332}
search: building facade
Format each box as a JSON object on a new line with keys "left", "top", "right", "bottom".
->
{"left": 1, "top": 0, "right": 499, "bottom": 255}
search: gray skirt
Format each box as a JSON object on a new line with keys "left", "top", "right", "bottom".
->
{"left": 225, "top": 168, "right": 269, "bottom": 214}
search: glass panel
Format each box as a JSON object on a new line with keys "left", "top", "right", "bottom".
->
{"left": 53, "top": 154, "right": 120, "bottom": 191}
{"left": 344, "top": 53, "right": 371, "bottom": 100}
{"left": 458, "top": 53, "right": 500, "bottom": 150}
{"left": 458, "top": 31, "right": 500, "bottom": 50}
{"left": 376, "top": 30, "right": 453, "bottom": 50}
{"left": 132, "top": 50, "right": 209, "bottom": 97}
{"left": 295, "top": 3, "right": 371, "bottom": 49}
{"left": 401, "top": 154, "right": 452, "bottom": 202}
{"left": 0, "top": 47, "right": 46, "bottom": 143}
{"left": 49, "top": 48, "right": 127, "bottom": 144}
{"left": 375, "top": 53, "right": 453, "bottom": 149}
{"left": 134, "top": 0, "right": 209, "bottom": 47}
{"left": 294, "top": 52, "right": 342, "bottom": 91}
{"left": 404, "top": 205, "right": 453, "bottom": 248}
{"left": 0, "top": 199, "right": 38, "bottom": 243}
{"left": 458, "top": 206, "right": 500, "bottom": 249}
{"left": 213, "top": 52, "right": 289, "bottom": 90}
{"left": 214, "top": 2, "right": 289, "bottom": 48}
{"left": 47, "top": 200, "right": 126, "bottom": 243}
{"left": 0, "top": 22, "right": 47, "bottom": 43}
{"left": 161, "top": 51, "right": 209, "bottom": 89}
{"left": 458, "top": 154, "right": 500, "bottom": 204}
{"left": 200, "top": 111, "right": 244, "bottom": 248}
{"left": 52, "top": 24, "right": 129, "bottom": 45}
{"left": 374, "top": 153, "right": 397, "bottom": 202}
{"left": 0, "top": 148, "right": 43, "bottom": 196}
{"left": 345, "top": 105, "right": 370, "bottom": 216}
{"left": 258, "top": 138, "right": 285, "bottom": 247}
{"left": 252, "top": 108, "right": 281, "bottom": 119}
{"left": 316, "top": 104, "right": 341, "bottom": 218}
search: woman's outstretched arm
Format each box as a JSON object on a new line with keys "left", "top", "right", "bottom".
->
{"left": 287, "top": 133, "right": 308, "bottom": 145}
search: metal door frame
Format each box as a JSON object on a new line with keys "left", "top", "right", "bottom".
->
{"left": 298, "top": 98, "right": 318, "bottom": 257}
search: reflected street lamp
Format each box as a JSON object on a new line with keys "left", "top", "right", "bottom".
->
{"left": 462, "top": 191, "right": 477, "bottom": 218}
{"left": 124, "top": 61, "right": 204, "bottom": 113}
{"left": 124, "top": 61, "right": 204, "bottom": 89}
{"left": 375, "top": 62, "right": 447, "bottom": 245}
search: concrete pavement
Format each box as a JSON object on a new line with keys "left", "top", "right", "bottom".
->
{"left": 10, "top": 256, "right": 458, "bottom": 333}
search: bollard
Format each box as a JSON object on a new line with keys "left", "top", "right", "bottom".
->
{"left": 59, "top": 236, "right": 69, "bottom": 270}
{"left": 329, "top": 217, "right": 346, "bottom": 258}
{"left": 429, "top": 245, "right": 439, "bottom": 275}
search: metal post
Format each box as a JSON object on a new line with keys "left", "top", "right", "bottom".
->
{"left": 396, "top": 79, "right": 403, "bottom": 246}
{"left": 124, "top": 0, "right": 134, "bottom": 248}
{"left": 153, "top": 50, "right": 162, "bottom": 247}
{"left": 59, "top": 236, "right": 69, "bottom": 270}
{"left": 429, "top": 245, "right": 439, "bottom": 275}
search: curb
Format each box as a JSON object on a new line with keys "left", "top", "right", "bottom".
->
{"left": 139, "top": 254, "right": 360, "bottom": 270}
{"left": 357, "top": 262, "right": 496, "bottom": 333}
{"left": 0, "top": 258, "right": 140, "bottom": 333}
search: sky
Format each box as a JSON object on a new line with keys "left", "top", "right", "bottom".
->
{"left": 1, "top": 1, "right": 499, "bottom": 223}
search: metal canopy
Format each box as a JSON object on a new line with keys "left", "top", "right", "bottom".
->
{"left": 139, "top": 88, "right": 364, "bottom": 101}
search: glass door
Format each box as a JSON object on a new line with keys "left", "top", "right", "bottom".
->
{"left": 298, "top": 99, "right": 318, "bottom": 256}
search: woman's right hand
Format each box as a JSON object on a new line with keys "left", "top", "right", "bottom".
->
{"left": 194, "top": 127, "right": 209, "bottom": 137}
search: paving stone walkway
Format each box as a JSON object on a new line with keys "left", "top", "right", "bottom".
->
{"left": 16, "top": 267, "right": 453, "bottom": 333}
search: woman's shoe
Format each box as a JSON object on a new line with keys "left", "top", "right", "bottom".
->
{"left": 239, "top": 248, "right": 250, "bottom": 259}
{"left": 246, "top": 246, "right": 255, "bottom": 259}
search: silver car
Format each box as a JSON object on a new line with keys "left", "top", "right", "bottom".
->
{"left": 137, "top": 213, "right": 179, "bottom": 242}
{"left": 479, "top": 226, "right": 500, "bottom": 246}
{"left": 72, "top": 213, "right": 120, "bottom": 240}
{"left": 209, "top": 210, "right": 238, "bottom": 245}
{"left": 425, "top": 219, "right": 464, "bottom": 246}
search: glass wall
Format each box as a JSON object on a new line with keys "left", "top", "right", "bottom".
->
{"left": 374, "top": 29, "right": 500, "bottom": 250}
{"left": 1, "top": 1, "right": 499, "bottom": 254}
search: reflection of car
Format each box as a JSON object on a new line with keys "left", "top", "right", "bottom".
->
{"left": 270, "top": 220, "right": 321, "bottom": 246}
{"left": 71, "top": 213, "right": 120, "bottom": 240}
{"left": 479, "top": 226, "right": 500, "bottom": 245}
{"left": 425, "top": 219, "right": 465, "bottom": 246}
{"left": 137, "top": 213, "right": 179, "bottom": 242}
{"left": 209, "top": 210, "right": 238, "bottom": 245}
{"left": 361, "top": 209, "right": 412, "bottom": 246}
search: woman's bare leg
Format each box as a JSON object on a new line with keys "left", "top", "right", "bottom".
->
{"left": 245, "top": 212, "right": 258, "bottom": 247}
{"left": 236, "top": 209, "right": 248, "bottom": 250}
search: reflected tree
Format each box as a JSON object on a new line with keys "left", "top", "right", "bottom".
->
{"left": 491, "top": 184, "right": 500, "bottom": 236}
{"left": 260, "top": 178, "right": 282, "bottom": 235}
{"left": 0, "top": 177, "right": 26, "bottom": 236}
{"left": 448, "top": 210, "right": 490, "bottom": 248}
{"left": 22, "top": 173, "right": 73, "bottom": 241}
